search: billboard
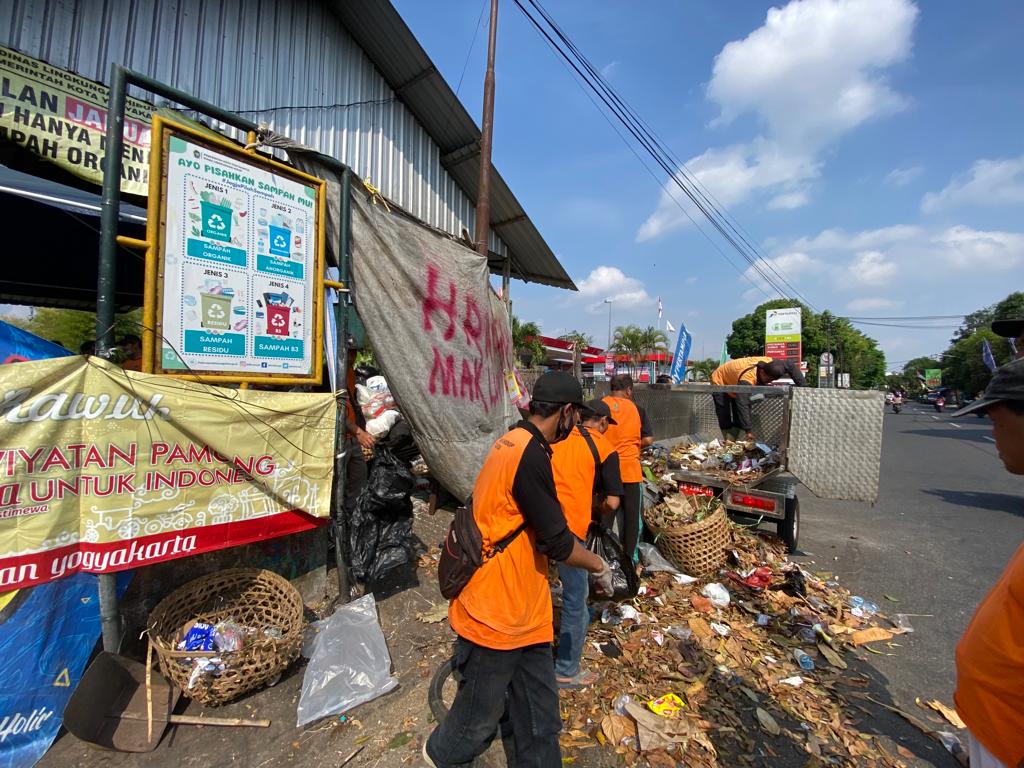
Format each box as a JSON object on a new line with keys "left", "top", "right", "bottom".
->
{"left": 924, "top": 368, "right": 942, "bottom": 388}
{"left": 765, "top": 307, "right": 802, "bottom": 365}
{"left": 150, "top": 118, "right": 325, "bottom": 382}
{"left": 0, "top": 356, "right": 335, "bottom": 592}
{"left": 0, "top": 45, "right": 152, "bottom": 196}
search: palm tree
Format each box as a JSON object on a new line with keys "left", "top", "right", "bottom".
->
{"left": 612, "top": 324, "right": 645, "bottom": 376}
{"left": 511, "top": 316, "right": 545, "bottom": 368}
{"left": 689, "top": 358, "right": 719, "bottom": 382}
{"left": 558, "top": 330, "right": 592, "bottom": 349}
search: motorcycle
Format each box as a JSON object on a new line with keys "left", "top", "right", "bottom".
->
{"left": 934, "top": 396, "right": 945, "bottom": 413}
{"left": 891, "top": 397, "right": 903, "bottom": 414}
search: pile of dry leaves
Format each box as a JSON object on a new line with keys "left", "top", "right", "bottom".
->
{"left": 556, "top": 525, "right": 949, "bottom": 767}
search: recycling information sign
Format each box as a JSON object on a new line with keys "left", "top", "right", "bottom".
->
{"left": 154, "top": 120, "right": 323, "bottom": 380}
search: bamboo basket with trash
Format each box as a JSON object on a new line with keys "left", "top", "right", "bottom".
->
{"left": 643, "top": 494, "right": 731, "bottom": 577}
{"left": 148, "top": 568, "right": 305, "bottom": 706}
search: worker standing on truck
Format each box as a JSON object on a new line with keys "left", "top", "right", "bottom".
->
{"left": 551, "top": 399, "right": 624, "bottom": 689}
{"left": 710, "top": 357, "right": 805, "bottom": 440}
{"left": 602, "top": 374, "right": 654, "bottom": 570}
{"left": 424, "top": 372, "right": 613, "bottom": 768}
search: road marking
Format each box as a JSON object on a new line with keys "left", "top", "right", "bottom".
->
{"left": 984, "top": 436, "right": 996, "bottom": 443}
{"left": 950, "top": 422, "right": 961, "bottom": 429}
{"left": 931, "top": 415, "right": 940, "bottom": 421}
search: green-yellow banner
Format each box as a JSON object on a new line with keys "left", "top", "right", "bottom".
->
{"left": 0, "top": 357, "right": 336, "bottom": 592}
{"left": 0, "top": 45, "right": 153, "bottom": 195}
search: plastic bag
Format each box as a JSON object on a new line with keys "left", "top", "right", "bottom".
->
{"left": 297, "top": 594, "right": 399, "bottom": 726}
{"left": 637, "top": 542, "right": 681, "bottom": 575}
{"left": 586, "top": 525, "right": 638, "bottom": 601}
{"left": 349, "top": 447, "right": 416, "bottom": 582}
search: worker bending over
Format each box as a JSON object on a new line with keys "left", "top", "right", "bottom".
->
{"left": 711, "top": 357, "right": 805, "bottom": 441}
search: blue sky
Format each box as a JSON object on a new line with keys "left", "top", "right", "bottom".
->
{"left": 392, "top": 0, "right": 1024, "bottom": 368}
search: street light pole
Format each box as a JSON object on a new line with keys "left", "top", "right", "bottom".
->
{"left": 604, "top": 298, "right": 614, "bottom": 350}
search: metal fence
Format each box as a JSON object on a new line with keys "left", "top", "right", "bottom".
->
{"left": 594, "top": 383, "right": 791, "bottom": 448}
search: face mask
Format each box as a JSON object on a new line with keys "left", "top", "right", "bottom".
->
{"left": 553, "top": 405, "right": 575, "bottom": 443}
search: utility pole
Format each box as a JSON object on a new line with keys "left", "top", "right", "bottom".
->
{"left": 475, "top": 0, "right": 499, "bottom": 260}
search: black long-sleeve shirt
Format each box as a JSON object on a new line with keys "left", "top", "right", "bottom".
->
{"left": 509, "top": 421, "right": 576, "bottom": 562}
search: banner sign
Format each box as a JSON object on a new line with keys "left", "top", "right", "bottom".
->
{"left": 0, "top": 356, "right": 335, "bottom": 592}
{"left": 669, "top": 321, "right": 692, "bottom": 384}
{"left": 0, "top": 321, "right": 71, "bottom": 365}
{"left": 924, "top": 368, "right": 942, "bottom": 388}
{"left": 153, "top": 118, "right": 325, "bottom": 382}
{"left": 0, "top": 45, "right": 152, "bottom": 196}
{"left": 765, "top": 306, "right": 802, "bottom": 366}
{"left": 349, "top": 191, "right": 518, "bottom": 502}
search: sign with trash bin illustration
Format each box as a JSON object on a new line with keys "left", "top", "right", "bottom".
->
{"left": 153, "top": 120, "right": 323, "bottom": 380}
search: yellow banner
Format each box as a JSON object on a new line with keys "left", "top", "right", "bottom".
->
{"left": 0, "top": 357, "right": 336, "bottom": 591}
{"left": 0, "top": 45, "right": 153, "bottom": 195}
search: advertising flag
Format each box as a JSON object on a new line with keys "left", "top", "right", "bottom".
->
{"left": 657, "top": 298, "right": 663, "bottom": 319}
{"left": 982, "top": 339, "right": 997, "bottom": 373}
{"left": 665, "top": 320, "right": 676, "bottom": 333}
{"left": 669, "top": 322, "right": 692, "bottom": 384}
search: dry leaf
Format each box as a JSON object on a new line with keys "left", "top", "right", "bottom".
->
{"left": 817, "top": 643, "right": 848, "bottom": 670}
{"left": 415, "top": 604, "right": 449, "bottom": 623}
{"left": 756, "top": 707, "right": 780, "bottom": 736}
{"left": 926, "top": 700, "right": 966, "bottom": 730}
{"left": 601, "top": 714, "right": 637, "bottom": 746}
{"left": 688, "top": 617, "right": 714, "bottom": 640}
{"left": 851, "top": 627, "right": 894, "bottom": 646}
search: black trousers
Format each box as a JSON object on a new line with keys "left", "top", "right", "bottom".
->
{"left": 712, "top": 392, "right": 752, "bottom": 433}
{"left": 616, "top": 482, "right": 642, "bottom": 566}
{"left": 426, "top": 638, "right": 562, "bottom": 768}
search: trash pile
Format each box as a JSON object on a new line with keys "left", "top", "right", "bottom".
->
{"left": 665, "top": 439, "right": 780, "bottom": 485}
{"left": 645, "top": 492, "right": 720, "bottom": 529}
{"left": 175, "top": 618, "right": 283, "bottom": 689}
{"left": 559, "top": 525, "right": 926, "bottom": 767}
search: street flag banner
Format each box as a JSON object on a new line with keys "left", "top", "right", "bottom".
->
{"left": 669, "top": 322, "right": 692, "bottom": 384}
{"left": 982, "top": 339, "right": 998, "bottom": 373}
{"left": 657, "top": 298, "right": 663, "bottom": 319}
{"left": 720, "top": 340, "right": 729, "bottom": 366}
{"left": 665, "top": 320, "right": 676, "bottom": 333}
{"left": 0, "top": 356, "right": 335, "bottom": 592}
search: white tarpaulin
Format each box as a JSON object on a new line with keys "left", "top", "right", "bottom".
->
{"left": 350, "top": 192, "right": 518, "bottom": 501}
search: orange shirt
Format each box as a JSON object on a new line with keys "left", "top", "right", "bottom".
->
{"left": 450, "top": 427, "right": 554, "bottom": 650}
{"left": 551, "top": 427, "right": 617, "bottom": 539}
{"left": 711, "top": 356, "right": 771, "bottom": 396}
{"left": 603, "top": 396, "right": 642, "bottom": 483}
{"left": 955, "top": 541, "right": 1024, "bottom": 767}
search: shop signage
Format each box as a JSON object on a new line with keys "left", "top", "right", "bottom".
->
{"left": 152, "top": 118, "right": 325, "bottom": 381}
{"left": 924, "top": 368, "right": 942, "bottom": 388}
{"left": 0, "top": 45, "right": 152, "bottom": 196}
{"left": 0, "top": 356, "right": 334, "bottom": 592}
{"left": 765, "top": 307, "right": 802, "bottom": 365}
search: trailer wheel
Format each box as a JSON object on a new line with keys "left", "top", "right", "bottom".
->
{"left": 778, "top": 496, "right": 800, "bottom": 553}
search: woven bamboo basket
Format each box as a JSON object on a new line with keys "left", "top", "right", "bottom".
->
{"left": 644, "top": 505, "right": 730, "bottom": 577}
{"left": 148, "top": 568, "right": 304, "bottom": 706}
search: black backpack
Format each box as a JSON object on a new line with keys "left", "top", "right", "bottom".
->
{"left": 437, "top": 497, "right": 526, "bottom": 600}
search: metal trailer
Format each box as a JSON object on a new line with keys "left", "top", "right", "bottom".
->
{"left": 598, "top": 382, "right": 887, "bottom": 553}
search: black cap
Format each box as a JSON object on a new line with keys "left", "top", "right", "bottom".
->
{"left": 992, "top": 318, "right": 1024, "bottom": 338}
{"left": 582, "top": 398, "right": 617, "bottom": 425}
{"left": 531, "top": 371, "right": 584, "bottom": 405}
{"left": 953, "top": 358, "right": 1024, "bottom": 417}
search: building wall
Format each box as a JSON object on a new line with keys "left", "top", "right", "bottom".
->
{"left": 1, "top": 0, "right": 508, "bottom": 255}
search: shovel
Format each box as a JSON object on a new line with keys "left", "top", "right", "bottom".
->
{"left": 64, "top": 652, "right": 270, "bottom": 752}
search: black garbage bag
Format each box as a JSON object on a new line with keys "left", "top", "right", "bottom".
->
{"left": 585, "top": 524, "right": 639, "bottom": 601}
{"left": 349, "top": 447, "right": 416, "bottom": 582}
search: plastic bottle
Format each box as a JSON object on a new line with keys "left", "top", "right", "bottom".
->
{"left": 613, "top": 694, "right": 632, "bottom": 716}
{"left": 756, "top": 614, "right": 772, "bottom": 627}
{"left": 792, "top": 649, "right": 815, "bottom": 671}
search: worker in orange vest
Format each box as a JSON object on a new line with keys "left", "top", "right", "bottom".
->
{"left": 602, "top": 374, "right": 653, "bottom": 570}
{"left": 710, "top": 357, "right": 804, "bottom": 440}
{"left": 551, "top": 398, "right": 624, "bottom": 689}
{"left": 425, "top": 372, "right": 613, "bottom": 768}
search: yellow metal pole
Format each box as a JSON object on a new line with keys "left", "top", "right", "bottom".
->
{"left": 142, "top": 117, "right": 165, "bottom": 374}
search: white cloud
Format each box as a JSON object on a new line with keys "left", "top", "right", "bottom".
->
{"left": 638, "top": 0, "right": 918, "bottom": 241}
{"left": 793, "top": 224, "right": 922, "bottom": 251}
{"left": 846, "top": 297, "right": 903, "bottom": 312}
{"left": 884, "top": 165, "right": 924, "bottom": 186}
{"left": 575, "top": 266, "right": 653, "bottom": 312}
{"left": 932, "top": 226, "right": 1024, "bottom": 270}
{"left": 740, "top": 251, "right": 822, "bottom": 300}
{"left": 684, "top": 276, "right": 698, "bottom": 285}
{"left": 921, "top": 155, "right": 1024, "bottom": 213}
{"left": 848, "top": 250, "right": 897, "bottom": 284}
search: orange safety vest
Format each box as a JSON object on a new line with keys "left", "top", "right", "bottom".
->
{"left": 449, "top": 427, "right": 554, "bottom": 650}
{"left": 711, "top": 357, "right": 771, "bottom": 399}
{"left": 955, "top": 542, "right": 1024, "bottom": 767}
{"left": 552, "top": 427, "right": 617, "bottom": 539}
{"left": 603, "top": 396, "right": 642, "bottom": 483}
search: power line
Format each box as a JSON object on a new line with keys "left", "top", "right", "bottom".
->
{"left": 512, "top": 0, "right": 819, "bottom": 309}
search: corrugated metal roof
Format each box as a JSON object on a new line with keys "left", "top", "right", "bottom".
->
{"left": 328, "top": 0, "right": 575, "bottom": 290}
{"left": 0, "top": 0, "right": 575, "bottom": 290}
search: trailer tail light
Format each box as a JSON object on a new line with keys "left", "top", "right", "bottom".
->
{"left": 678, "top": 482, "right": 714, "bottom": 497}
{"left": 729, "top": 493, "right": 776, "bottom": 513}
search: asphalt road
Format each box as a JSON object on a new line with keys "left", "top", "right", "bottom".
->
{"left": 793, "top": 400, "right": 1023, "bottom": 764}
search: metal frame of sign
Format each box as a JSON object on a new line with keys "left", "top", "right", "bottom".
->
{"left": 146, "top": 115, "right": 326, "bottom": 384}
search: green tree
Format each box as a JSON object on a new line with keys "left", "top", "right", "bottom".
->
{"left": 943, "top": 328, "right": 1012, "bottom": 396}
{"left": 689, "top": 358, "right": 718, "bottom": 382}
{"left": 511, "top": 316, "right": 545, "bottom": 368}
{"left": 558, "top": 331, "right": 592, "bottom": 349}
{"left": 725, "top": 301, "right": 886, "bottom": 389}
{"left": 612, "top": 324, "right": 645, "bottom": 376}
{"left": 950, "top": 291, "right": 1024, "bottom": 345}
{"left": 638, "top": 326, "right": 668, "bottom": 359}
{"left": 4, "top": 307, "right": 143, "bottom": 355}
